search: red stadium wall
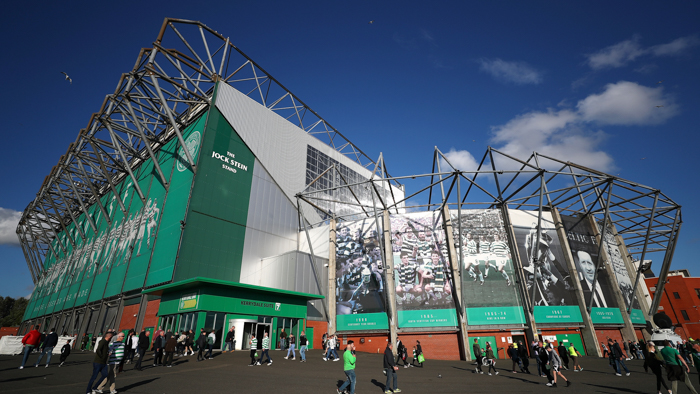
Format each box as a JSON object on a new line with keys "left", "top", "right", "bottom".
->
{"left": 142, "top": 299, "right": 161, "bottom": 329}
{"left": 118, "top": 304, "right": 140, "bottom": 331}
{"left": 646, "top": 274, "right": 700, "bottom": 340}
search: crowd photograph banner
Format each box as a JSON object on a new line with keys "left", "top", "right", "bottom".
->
{"left": 335, "top": 219, "right": 388, "bottom": 330}
{"left": 390, "top": 211, "right": 457, "bottom": 328}
{"left": 598, "top": 223, "right": 646, "bottom": 324}
{"left": 560, "top": 214, "right": 623, "bottom": 324}
{"left": 508, "top": 210, "right": 582, "bottom": 324}
{"left": 451, "top": 209, "right": 525, "bottom": 326}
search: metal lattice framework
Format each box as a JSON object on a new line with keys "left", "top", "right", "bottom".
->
{"left": 17, "top": 18, "right": 378, "bottom": 284}
{"left": 297, "top": 147, "right": 681, "bottom": 317}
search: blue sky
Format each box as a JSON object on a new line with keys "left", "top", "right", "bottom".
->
{"left": 1, "top": 1, "right": 699, "bottom": 298}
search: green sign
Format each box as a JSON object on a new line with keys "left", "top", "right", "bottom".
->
{"left": 337, "top": 313, "right": 389, "bottom": 331}
{"left": 179, "top": 292, "right": 200, "bottom": 311}
{"left": 467, "top": 306, "right": 526, "bottom": 325}
{"left": 590, "top": 307, "right": 624, "bottom": 324}
{"left": 534, "top": 306, "right": 583, "bottom": 323}
{"left": 398, "top": 309, "right": 457, "bottom": 328}
{"left": 630, "top": 308, "right": 646, "bottom": 325}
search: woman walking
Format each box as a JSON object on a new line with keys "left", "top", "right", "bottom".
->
{"left": 644, "top": 342, "right": 671, "bottom": 394}
{"left": 485, "top": 342, "right": 498, "bottom": 375}
{"left": 546, "top": 345, "right": 571, "bottom": 388}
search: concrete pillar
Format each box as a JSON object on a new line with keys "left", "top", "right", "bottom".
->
{"left": 382, "top": 210, "right": 399, "bottom": 356}
{"left": 442, "top": 206, "right": 471, "bottom": 361}
{"left": 327, "top": 218, "right": 337, "bottom": 337}
{"left": 589, "top": 216, "right": 637, "bottom": 346}
{"left": 551, "top": 208, "right": 601, "bottom": 357}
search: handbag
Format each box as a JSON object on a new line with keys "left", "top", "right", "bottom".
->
{"left": 255, "top": 352, "right": 259, "bottom": 357}
{"left": 417, "top": 354, "right": 425, "bottom": 363}
{"left": 545, "top": 363, "right": 551, "bottom": 370}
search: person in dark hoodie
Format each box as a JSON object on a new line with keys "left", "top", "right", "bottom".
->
{"left": 85, "top": 331, "right": 113, "bottom": 394}
{"left": 196, "top": 328, "right": 207, "bottom": 362}
{"left": 153, "top": 332, "right": 165, "bottom": 366}
{"left": 34, "top": 328, "right": 58, "bottom": 368}
{"left": 134, "top": 330, "right": 150, "bottom": 371}
{"left": 164, "top": 334, "right": 178, "bottom": 367}
{"left": 473, "top": 339, "right": 484, "bottom": 374}
{"left": 383, "top": 342, "right": 400, "bottom": 394}
{"left": 644, "top": 342, "right": 671, "bottom": 394}
{"left": 517, "top": 341, "right": 531, "bottom": 374}
{"left": 557, "top": 342, "right": 570, "bottom": 370}
{"left": 59, "top": 339, "right": 72, "bottom": 367}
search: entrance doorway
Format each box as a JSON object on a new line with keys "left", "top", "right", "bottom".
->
{"left": 242, "top": 321, "right": 272, "bottom": 350}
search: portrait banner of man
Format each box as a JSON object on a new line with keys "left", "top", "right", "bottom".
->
{"left": 561, "top": 214, "right": 624, "bottom": 325}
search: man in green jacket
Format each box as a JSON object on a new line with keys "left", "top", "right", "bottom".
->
{"left": 337, "top": 340, "right": 356, "bottom": 394}
{"left": 85, "top": 331, "right": 113, "bottom": 394}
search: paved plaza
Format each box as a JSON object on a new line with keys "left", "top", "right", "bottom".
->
{"left": 1, "top": 349, "right": 697, "bottom": 394}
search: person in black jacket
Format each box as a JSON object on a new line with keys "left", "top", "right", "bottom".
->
{"left": 557, "top": 343, "right": 570, "bottom": 370}
{"left": 196, "top": 329, "right": 207, "bottom": 361}
{"left": 34, "top": 328, "right": 59, "bottom": 367}
{"left": 609, "top": 339, "right": 630, "bottom": 376}
{"left": 225, "top": 327, "right": 235, "bottom": 352}
{"left": 153, "top": 332, "right": 165, "bottom": 366}
{"left": 59, "top": 339, "right": 71, "bottom": 367}
{"left": 134, "top": 330, "right": 150, "bottom": 371}
{"left": 412, "top": 340, "right": 424, "bottom": 367}
{"left": 508, "top": 344, "right": 520, "bottom": 373}
{"left": 86, "top": 332, "right": 113, "bottom": 394}
{"left": 517, "top": 341, "right": 531, "bottom": 374}
{"left": 473, "top": 339, "right": 484, "bottom": 374}
{"left": 644, "top": 342, "right": 670, "bottom": 394}
{"left": 384, "top": 343, "right": 400, "bottom": 393}
{"left": 538, "top": 343, "right": 553, "bottom": 383}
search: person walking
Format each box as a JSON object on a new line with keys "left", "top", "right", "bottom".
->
{"left": 225, "top": 327, "right": 235, "bottom": 352}
{"left": 204, "top": 330, "right": 216, "bottom": 359}
{"left": 539, "top": 343, "right": 553, "bottom": 382}
{"left": 644, "top": 342, "right": 671, "bottom": 394}
{"left": 299, "top": 331, "right": 308, "bottom": 362}
{"left": 412, "top": 340, "right": 424, "bottom": 367}
{"left": 186, "top": 329, "right": 195, "bottom": 356}
{"left": 18, "top": 326, "right": 41, "bottom": 369}
{"left": 248, "top": 333, "right": 258, "bottom": 366}
{"left": 337, "top": 340, "right": 356, "bottom": 394}
{"left": 124, "top": 330, "right": 136, "bottom": 364}
{"left": 34, "top": 328, "right": 58, "bottom": 368}
{"left": 557, "top": 342, "right": 570, "bottom": 370}
{"left": 533, "top": 341, "right": 546, "bottom": 377}
{"left": 94, "top": 331, "right": 125, "bottom": 394}
{"left": 661, "top": 340, "right": 698, "bottom": 394}
{"left": 196, "top": 329, "right": 207, "bottom": 362}
{"left": 153, "top": 332, "right": 165, "bottom": 366}
{"left": 81, "top": 333, "right": 90, "bottom": 351}
{"left": 59, "top": 339, "right": 72, "bottom": 367}
{"left": 285, "top": 333, "right": 296, "bottom": 360}
{"left": 518, "top": 341, "right": 531, "bottom": 374}
{"left": 164, "top": 333, "right": 177, "bottom": 367}
{"left": 133, "top": 330, "right": 149, "bottom": 370}
{"left": 508, "top": 344, "right": 520, "bottom": 373}
{"left": 609, "top": 338, "right": 631, "bottom": 376}
{"left": 279, "top": 328, "right": 287, "bottom": 351}
{"left": 176, "top": 331, "right": 187, "bottom": 356}
{"left": 546, "top": 344, "right": 571, "bottom": 387}
{"left": 485, "top": 342, "right": 498, "bottom": 375}
{"left": 473, "top": 339, "right": 484, "bottom": 374}
{"left": 325, "top": 335, "right": 339, "bottom": 361}
{"left": 258, "top": 332, "right": 273, "bottom": 365}
{"left": 602, "top": 343, "right": 609, "bottom": 358}
{"left": 568, "top": 342, "right": 583, "bottom": 372}
{"left": 624, "top": 340, "right": 632, "bottom": 360}
{"left": 384, "top": 342, "right": 401, "bottom": 393}
{"left": 85, "top": 331, "right": 113, "bottom": 394}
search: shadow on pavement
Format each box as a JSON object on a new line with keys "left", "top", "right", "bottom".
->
{"left": 119, "top": 377, "right": 159, "bottom": 392}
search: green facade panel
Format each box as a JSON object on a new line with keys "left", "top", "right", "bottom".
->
{"left": 145, "top": 113, "right": 207, "bottom": 287}
{"left": 174, "top": 107, "right": 255, "bottom": 283}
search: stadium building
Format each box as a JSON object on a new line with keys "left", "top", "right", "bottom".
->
{"left": 17, "top": 19, "right": 682, "bottom": 360}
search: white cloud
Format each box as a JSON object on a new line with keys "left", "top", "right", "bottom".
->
{"left": 0, "top": 207, "right": 22, "bottom": 246}
{"left": 478, "top": 58, "right": 543, "bottom": 85}
{"left": 586, "top": 35, "right": 699, "bottom": 69}
{"left": 577, "top": 81, "right": 678, "bottom": 125}
{"left": 649, "top": 35, "right": 700, "bottom": 56}
{"left": 444, "top": 81, "right": 678, "bottom": 174}
{"left": 440, "top": 148, "right": 480, "bottom": 173}
{"left": 586, "top": 37, "right": 645, "bottom": 69}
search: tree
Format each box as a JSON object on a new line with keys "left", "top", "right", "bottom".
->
{"left": 0, "top": 296, "right": 28, "bottom": 327}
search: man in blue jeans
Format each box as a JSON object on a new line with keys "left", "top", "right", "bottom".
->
{"left": 34, "top": 328, "right": 58, "bottom": 368}
{"left": 299, "top": 331, "right": 308, "bottom": 362}
{"left": 86, "top": 332, "right": 113, "bottom": 394}
{"left": 609, "top": 339, "right": 630, "bottom": 376}
{"left": 338, "top": 340, "right": 356, "bottom": 394}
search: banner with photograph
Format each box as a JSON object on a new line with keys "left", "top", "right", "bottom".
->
{"left": 508, "top": 210, "right": 582, "bottom": 323}
{"left": 561, "top": 214, "right": 622, "bottom": 324}
{"left": 597, "top": 223, "right": 645, "bottom": 324}
{"left": 390, "top": 211, "right": 457, "bottom": 328}
{"left": 451, "top": 209, "right": 525, "bottom": 326}
{"left": 335, "top": 219, "right": 388, "bottom": 331}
